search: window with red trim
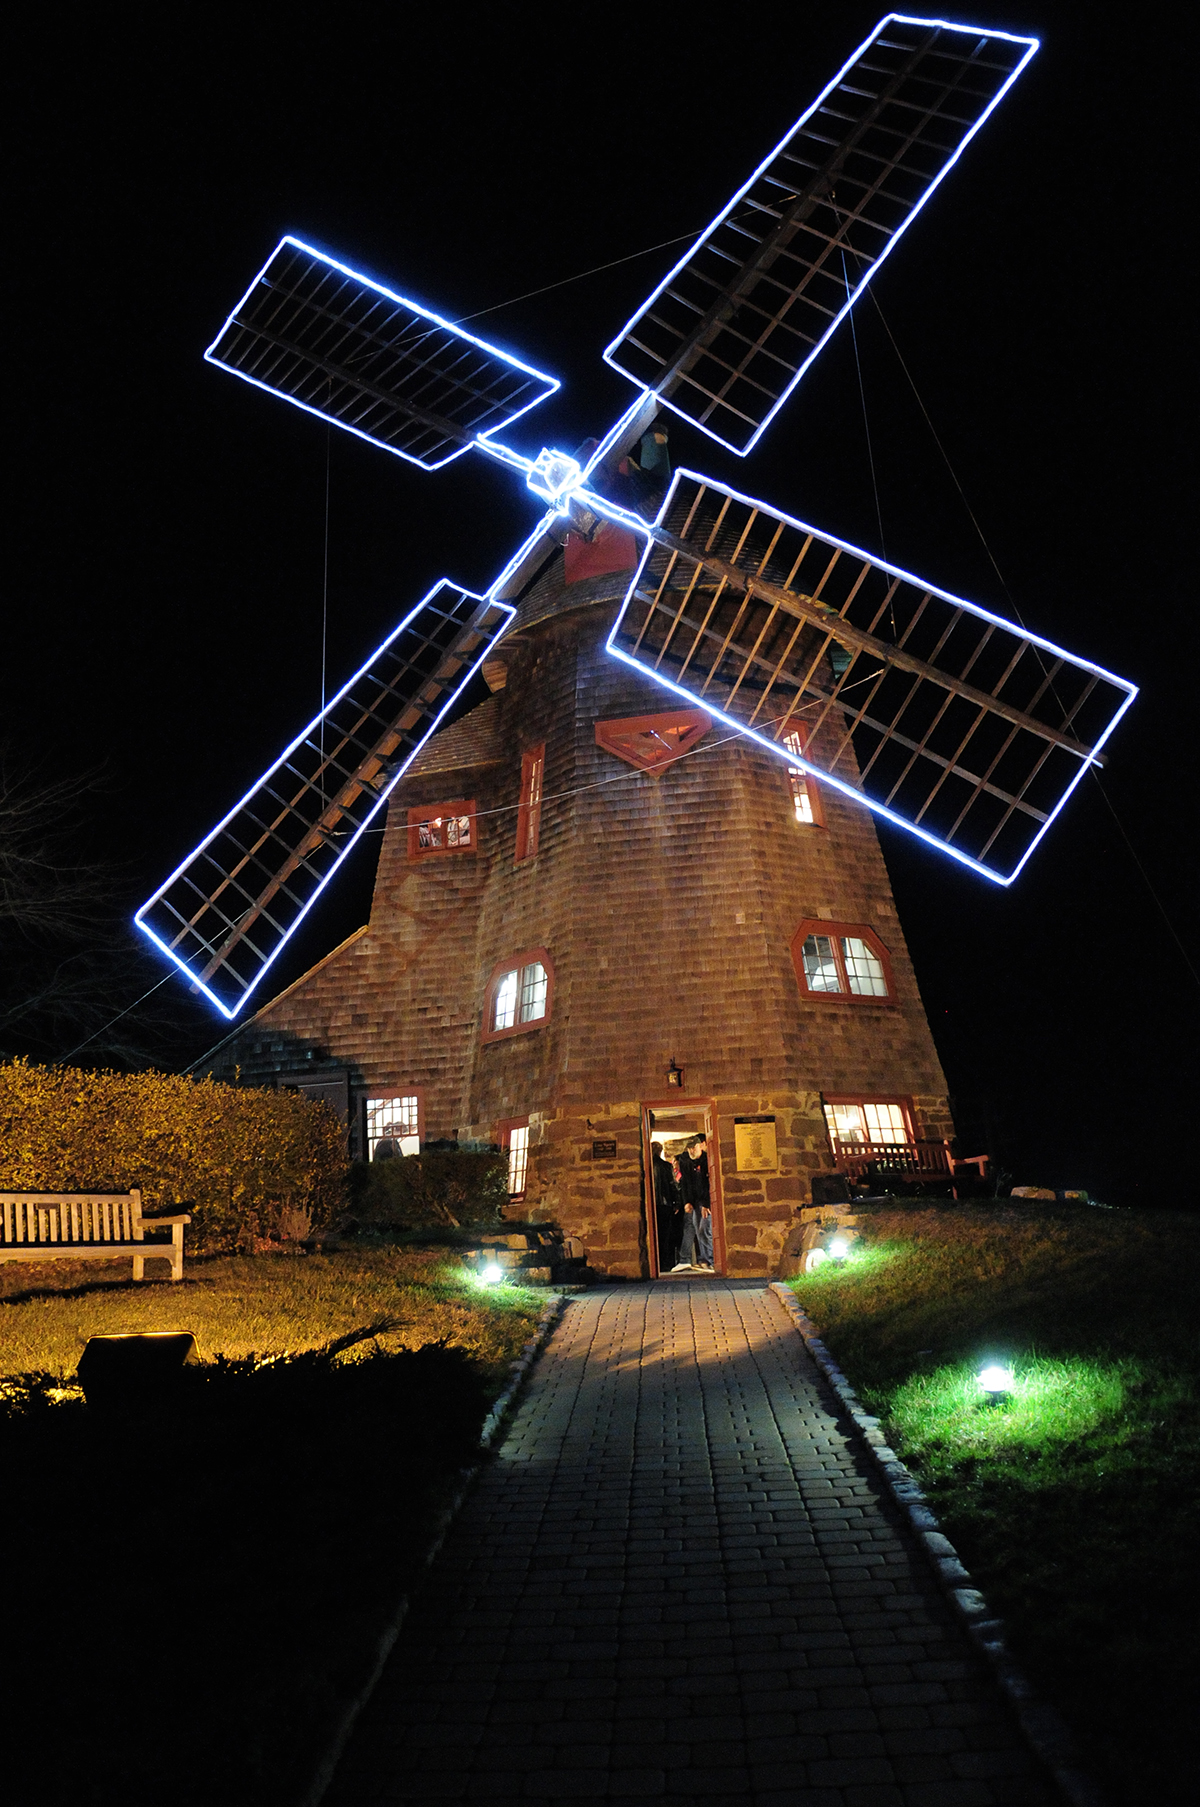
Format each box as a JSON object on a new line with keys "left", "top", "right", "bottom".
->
{"left": 595, "top": 710, "right": 710, "bottom": 776}
{"left": 791, "top": 920, "right": 894, "bottom": 1001}
{"left": 782, "top": 728, "right": 825, "bottom": 827}
{"left": 516, "top": 746, "right": 544, "bottom": 861}
{"left": 497, "top": 1117, "right": 530, "bottom": 1199}
{"left": 823, "top": 1096, "right": 914, "bottom": 1148}
{"left": 407, "top": 801, "right": 476, "bottom": 859}
{"left": 481, "top": 948, "right": 555, "bottom": 1043}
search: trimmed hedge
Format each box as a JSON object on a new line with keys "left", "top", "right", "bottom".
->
{"left": 349, "top": 1144, "right": 509, "bottom": 1229}
{"left": 0, "top": 1059, "right": 345, "bottom": 1250}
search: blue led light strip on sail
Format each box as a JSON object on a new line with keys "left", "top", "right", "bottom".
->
{"left": 604, "top": 471, "right": 1137, "bottom": 885}
{"left": 205, "top": 236, "right": 560, "bottom": 472}
{"left": 603, "top": 15, "right": 1038, "bottom": 455}
{"left": 136, "top": 584, "right": 515, "bottom": 1017}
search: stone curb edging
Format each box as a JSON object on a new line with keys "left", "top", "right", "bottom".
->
{"left": 299, "top": 1290, "right": 570, "bottom": 1807}
{"left": 769, "top": 1282, "right": 1105, "bottom": 1807}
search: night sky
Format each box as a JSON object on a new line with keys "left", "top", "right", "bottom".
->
{"left": 7, "top": 3, "right": 1194, "bottom": 1204}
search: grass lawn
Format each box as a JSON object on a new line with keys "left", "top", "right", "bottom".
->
{"left": 0, "top": 1243, "right": 543, "bottom": 1380}
{"left": 787, "top": 1202, "right": 1200, "bottom": 1807}
{"left": 0, "top": 1245, "right": 544, "bottom": 1807}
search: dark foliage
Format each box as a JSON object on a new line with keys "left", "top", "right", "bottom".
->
{"left": 348, "top": 1145, "right": 509, "bottom": 1230}
{"left": 0, "top": 1335, "right": 492, "bottom": 1806}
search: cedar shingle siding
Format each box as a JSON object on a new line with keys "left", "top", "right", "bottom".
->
{"left": 204, "top": 551, "right": 952, "bottom": 1276}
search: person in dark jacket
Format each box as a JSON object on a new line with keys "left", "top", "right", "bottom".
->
{"left": 652, "top": 1139, "right": 682, "bottom": 1272}
{"left": 678, "top": 1137, "right": 713, "bottom": 1270}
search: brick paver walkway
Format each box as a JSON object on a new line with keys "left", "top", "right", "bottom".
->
{"left": 328, "top": 1282, "right": 1053, "bottom": 1805}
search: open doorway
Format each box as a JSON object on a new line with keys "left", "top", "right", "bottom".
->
{"left": 642, "top": 1099, "right": 726, "bottom": 1278}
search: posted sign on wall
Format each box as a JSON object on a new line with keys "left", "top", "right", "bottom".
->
{"left": 734, "top": 1115, "right": 778, "bottom": 1172}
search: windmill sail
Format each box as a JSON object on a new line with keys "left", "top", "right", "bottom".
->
{"left": 206, "top": 237, "right": 559, "bottom": 471}
{"left": 604, "top": 16, "right": 1037, "bottom": 455}
{"left": 137, "top": 585, "right": 513, "bottom": 1016}
{"left": 607, "top": 473, "right": 1136, "bottom": 883}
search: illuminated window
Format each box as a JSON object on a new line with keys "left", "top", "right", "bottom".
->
{"left": 366, "top": 1094, "right": 420, "bottom": 1159}
{"left": 407, "top": 801, "right": 476, "bottom": 859}
{"left": 482, "top": 949, "right": 555, "bottom": 1043}
{"left": 783, "top": 729, "right": 824, "bottom": 826}
{"left": 499, "top": 1120, "right": 530, "bottom": 1199}
{"left": 823, "top": 1098, "right": 913, "bottom": 1147}
{"left": 516, "top": 746, "right": 544, "bottom": 861}
{"left": 519, "top": 961, "right": 548, "bottom": 1022}
{"left": 791, "top": 920, "right": 894, "bottom": 1001}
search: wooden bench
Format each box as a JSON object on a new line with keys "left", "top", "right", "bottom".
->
{"left": 0, "top": 1190, "right": 191, "bottom": 1282}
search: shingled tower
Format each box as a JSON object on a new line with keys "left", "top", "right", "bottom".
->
{"left": 205, "top": 525, "right": 954, "bottom": 1279}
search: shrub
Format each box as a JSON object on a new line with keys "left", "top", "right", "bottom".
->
{"left": 0, "top": 1058, "right": 346, "bottom": 1250}
{"left": 349, "top": 1143, "right": 508, "bottom": 1229}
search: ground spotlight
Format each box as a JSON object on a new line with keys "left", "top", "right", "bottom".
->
{"left": 829, "top": 1236, "right": 850, "bottom": 1259}
{"left": 480, "top": 1261, "right": 504, "bottom": 1285}
{"left": 977, "top": 1363, "right": 1015, "bottom": 1396}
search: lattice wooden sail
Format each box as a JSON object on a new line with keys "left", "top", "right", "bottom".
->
{"left": 607, "top": 473, "right": 1136, "bottom": 881}
{"left": 206, "top": 237, "right": 559, "bottom": 471}
{"left": 605, "top": 18, "right": 1037, "bottom": 453}
{"left": 137, "top": 585, "right": 513, "bottom": 1015}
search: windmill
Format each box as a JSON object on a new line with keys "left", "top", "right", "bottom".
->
{"left": 137, "top": 14, "right": 1135, "bottom": 1023}
{"left": 136, "top": 17, "right": 1136, "bottom": 1276}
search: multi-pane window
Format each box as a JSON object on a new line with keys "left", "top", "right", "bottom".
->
{"left": 792, "top": 921, "right": 893, "bottom": 1001}
{"left": 516, "top": 747, "right": 544, "bottom": 861}
{"left": 506, "top": 1123, "right": 530, "bottom": 1198}
{"left": 407, "top": 801, "right": 475, "bottom": 858}
{"left": 783, "top": 730, "right": 823, "bottom": 826}
{"left": 366, "top": 1094, "right": 420, "bottom": 1159}
{"left": 519, "top": 961, "right": 548, "bottom": 1022}
{"left": 823, "top": 1099, "right": 912, "bottom": 1147}
{"left": 484, "top": 950, "right": 554, "bottom": 1041}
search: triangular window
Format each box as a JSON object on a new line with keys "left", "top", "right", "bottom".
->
{"left": 595, "top": 710, "right": 711, "bottom": 776}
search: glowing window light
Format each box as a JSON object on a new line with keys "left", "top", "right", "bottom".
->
{"left": 506, "top": 1125, "right": 530, "bottom": 1198}
{"left": 784, "top": 730, "right": 816, "bottom": 824}
{"left": 366, "top": 1095, "right": 419, "bottom": 1160}
{"left": 492, "top": 970, "right": 518, "bottom": 1032}
{"left": 519, "top": 961, "right": 548, "bottom": 1024}
{"left": 842, "top": 937, "right": 888, "bottom": 997}
{"left": 802, "top": 934, "right": 842, "bottom": 993}
{"left": 978, "top": 1364, "right": 1015, "bottom": 1395}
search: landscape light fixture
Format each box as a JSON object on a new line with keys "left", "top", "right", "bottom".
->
{"left": 480, "top": 1261, "right": 504, "bottom": 1285}
{"left": 136, "top": 16, "right": 1138, "bottom": 1019}
{"left": 977, "top": 1364, "right": 1015, "bottom": 1395}
{"left": 828, "top": 1236, "right": 851, "bottom": 1259}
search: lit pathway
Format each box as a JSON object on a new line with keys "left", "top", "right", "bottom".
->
{"left": 328, "top": 1282, "right": 1053, "bottom": 1805}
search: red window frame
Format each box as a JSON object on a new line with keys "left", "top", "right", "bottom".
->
{"left": 781, "top": 726, "right": 825, "bottom": 827}
{"left": 481, "top": 947, "right": 555, "bottom": 1045}
{"left": 496, "top": 1116, "right": 531, "bottom": 1201}
{"left": 595, "top": 709, "right": 711, "bottom": 776}
{"left": 516, "top": 746, "right": 544, "bottom": 862}
{"left": 790, "top": 919, "right": 895, "bottom": 1003}
{"left": 406, "top": 800, "right": 477, "bottom": 860}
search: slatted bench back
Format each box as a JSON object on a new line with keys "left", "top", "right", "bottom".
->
{"left": 0, "top": 1191, "right": 143, "bottom": 1248}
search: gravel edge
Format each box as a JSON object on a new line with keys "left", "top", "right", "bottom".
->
{"left": 298, "top": 1291, "right": 570, "bottom": 1807}
{"left": 768, "top": 1281, "right": 1106, "bottom": 1807}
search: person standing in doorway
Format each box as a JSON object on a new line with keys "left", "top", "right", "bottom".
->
{"left": 679, "top": 1136, "right": 713, "bottom": 1270}
{"left": 651, "top": 1139, "right": 682, "bottom": 1273}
